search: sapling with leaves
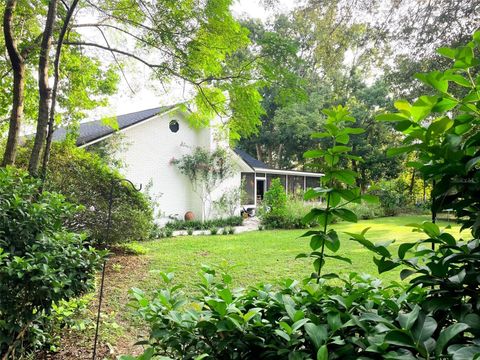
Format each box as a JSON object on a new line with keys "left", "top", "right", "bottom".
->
{"left": 347, "top": 31, "right": 480, "bottom": 358}
{"left": 297, "top": 105, "right": 378, "bottom": 282}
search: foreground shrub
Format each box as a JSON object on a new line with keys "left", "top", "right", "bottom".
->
{"left": 18, "top": 142, "right": 154, "bottom": 244}
{"left": 127, "top": 268, "right": 421, "bottom": 360}
{"left": 0, "top": 167, "right": 103, "bottom": 356}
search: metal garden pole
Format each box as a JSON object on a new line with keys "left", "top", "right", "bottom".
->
{"left": 92, "top": 178, "right": 142, "bottom": 360}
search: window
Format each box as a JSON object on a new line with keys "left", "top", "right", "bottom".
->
{"left": 169, "top": 119, "right": 179, "bottom": 133}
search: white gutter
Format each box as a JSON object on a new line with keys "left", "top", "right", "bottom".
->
{"left": 253, "top": 167, "right": 324, "bottom": 177}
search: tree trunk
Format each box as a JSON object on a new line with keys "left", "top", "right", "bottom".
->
{"left": 255, "top": 143, "right": 263, "bottom": 162}
{"left": 29, "top": 0, "right": 57, "bottom": 176}
{"left": 41, "top": 0, "right": 80, "bottom": 183}
{"left": 409, "top": 169, "right": 415, "bottom": 195}
{"left": 2, "top": 0, "right": 25, "bottom": 166}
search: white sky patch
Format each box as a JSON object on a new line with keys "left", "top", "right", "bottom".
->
{"left": 90, "top": 0, "right": 302, "bottom": 119}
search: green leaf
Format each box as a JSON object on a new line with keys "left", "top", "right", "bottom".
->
{"left": 397, "top": 305, "right": 420, "bottom": 330}
{"left": 342, "top": 127, "right": 365, "bottom": 135}
{"left": 332, "top": 208, "right": 357, "bottom": 223}
{"left": 400, "top": 269, "right": 416, "bottom": 280}
{"left": 386, "top": 145, "right": 416, "bottom": 157}
{"left": 466, "top": 156, "right": 480, "bottom": 171}
{"left": 398, "top": 243, "right": 416, "bottom": 259}
{"left": 437, "top": 47, "right": 457, "bottom": 59}
{"left": 310, "top": 235, "right": 324, "bottom": 251}
{"left": 376, "top": 113, "right": 410, "bottom": 122}
{"left": 384, "top": 330, "right": 415, "bottom": 348}
{"left": 101, "top": 116, "right": 119, "bottom": 130}
{"left": 311, "top": 132, "right": 331, "bottom": 139}
{"left": 412, "top": 314, "right": 437, "bottom": 343}
{"left": 324, "top": 254, "right": 351, "bottom": 264}
{"left": 304, "top": 149, "right": 325, "bottom": 159}
{"left": 305, "top": 323, "right": 328, "bottom": 349}
{"left": 331, "top": 146, "right": 351, "bottom": 154}
{"left": 415, "top": 71, "right": 449, "bottom": 93}
{"left": 411, "top": 96, "right": 438, "bottom": 122}
{"left": 435, "top": 323, "right": 470, "bottom": 356}
{"left": 331, "top": 169, "right": 357, "bottom": 185}
{"left": 374, "top": 257, "right": 399, "bottom": 273}
{"left": 394, "top": 100, "right": 412, "bottom": 113}
{"left": 304, "top": 187, "right": 332, "bottom": 201}
{"left": 317, "top": 345, "right": 328, "bottom": 360}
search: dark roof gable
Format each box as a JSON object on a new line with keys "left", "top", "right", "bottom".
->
{"left": 234, "top": 148, "right": 270, "bottom": 169}
{"left": 52, "top": 105, "right": 175, "bottom": 146}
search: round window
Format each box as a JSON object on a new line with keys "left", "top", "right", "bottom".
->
{"left": 169, "top": 119, "right": 179, "bottom": 133}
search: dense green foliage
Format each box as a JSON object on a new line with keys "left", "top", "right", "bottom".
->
{"left": 163, "top": 217, "right": 243, "bottom": 232}
{"left": 125, "top": 35, "right": 480, "bottom": 360}
{"left": 0, "top": 167, "right": 103, "bottom": 356}
{"left": 172, "top": 147, "right": 234, "bottom": 221}
{"left": 17, "top": 142, "right": 154, "bottom": 244}
{"left": 259, "top": 179, "right": 316, "bottom": 229}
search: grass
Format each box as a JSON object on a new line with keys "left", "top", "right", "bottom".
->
{"left": 140, "top": 215, "right": 466, "bottom": 290}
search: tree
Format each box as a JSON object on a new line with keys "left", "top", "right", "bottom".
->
{"left": 172, "top": 147, "right": 234, "bottom": 221}
{"left": 1, "top": 0, "right": 266, "bottom": 177}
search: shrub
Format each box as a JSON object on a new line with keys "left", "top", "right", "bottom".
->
{"left": 210, "top": 227, "right": 218, "bottom": 235}
{"left": 372, "top": 178, "right": 410, "bottom": 216}
{"left": 346, "top": 202, "right": 384, "bottom": 219}
{"left": 260, "top": 180, "right": 319, "bottom": 229}
{"left": 187, "top": 229, "right": 193, "bottom": 235}
{"left": 164, "top": 216, "right": 243, "bottom": 231}
{"left": 164, "top": 229, "right": 173, "bottom": 238}
{"left": 263, "top": 178, "right": 287, "bottom": 216}
{"left": 17, "top": 142, "right": 154, "bottom": 244}
{"left": 0, "top": 167, "right": 103, "bottom": 356}
{"left": 228, "top": 226, "right": 235, "bottom": 234}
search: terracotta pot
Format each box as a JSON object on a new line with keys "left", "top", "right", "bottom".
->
{"left": 184, "top": 211, "right": 195, "bottom": 221}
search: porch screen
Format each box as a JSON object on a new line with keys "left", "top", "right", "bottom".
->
{"left": 306, "top": 176, "right": 320, "bottom": 189}
{"left": 241, "top": 173, "right": 255, "bottom": 204}
{"left": 288, "top": 175, "right": 305, "bottom": 196}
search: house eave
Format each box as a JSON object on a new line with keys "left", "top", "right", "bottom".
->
{"left": 253, "top": 167, "right": 324, "bottom": 177}
{"left": 79, "top": 105, "right": 180, "bottom": 148}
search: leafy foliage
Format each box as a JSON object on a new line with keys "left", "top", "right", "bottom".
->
{"left": 0, "top": 167, "right": 103, "bottom": 356}
{"left": 126, "top": 32, "right": 480, "bottom": 360}
{"left": 172, "top": 147, "right": 234, "bottom": 221}
{"left": 17, "top": 142, "right": 154, "bottom": 244}
{"left": 163, "top": 217, "right": 243, "bottom": 232}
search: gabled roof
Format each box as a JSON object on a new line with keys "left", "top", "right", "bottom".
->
{"left": 234, "top": 148, "right": 271, "bottom": 169}
{"left": 52, "top": 105, "right": 176, "bottom": 146}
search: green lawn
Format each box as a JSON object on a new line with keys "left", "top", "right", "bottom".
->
{"left": 139, "top": 215, "right": 465, "bottom": 290}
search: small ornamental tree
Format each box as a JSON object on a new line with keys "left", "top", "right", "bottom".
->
{"left": 298, "top": 105, "right": 378, "bottom": 281}
{"left": 172, "top": 147, "right": 234, "bottom": 221}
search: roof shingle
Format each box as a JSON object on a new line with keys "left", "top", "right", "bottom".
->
{"left": 52, "top": 105, "right": 175, "bottom": 146}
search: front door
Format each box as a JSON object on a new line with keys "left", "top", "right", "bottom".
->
{"left": 256, "top": 179, "right": 265, "bottom": 202}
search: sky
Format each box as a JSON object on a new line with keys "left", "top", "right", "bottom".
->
{"left": 90, "top": 0, "right": 299, "bottom": 119}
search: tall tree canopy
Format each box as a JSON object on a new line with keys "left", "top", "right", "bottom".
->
{"left": 0, "top": 0, "right": 269, "bottom": 174}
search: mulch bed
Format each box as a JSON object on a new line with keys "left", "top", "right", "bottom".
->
{"left": 37, "top": 248, "right": 151, "bottom": 359}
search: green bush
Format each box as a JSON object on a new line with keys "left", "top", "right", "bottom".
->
{"left": 17, "top": 142, "right": 154, "bottom": 244}
{"left": 346, "top": 202, "right": 384, "bottom": 219}
{"left": 164, "top": 216, "right": 243, "bottom": 231}
{"left": 263, "top": 178, "right": 287, "bottom": 216}
{"left": 0, "top": 167, "right": 103, "bottom": 356}
{"left": 373, "top": 179, "right": 410, "bottom": 216}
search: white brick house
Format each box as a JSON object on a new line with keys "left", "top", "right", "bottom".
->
{"left": 53, "top": 105, "right": 323, "bottom": 223}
